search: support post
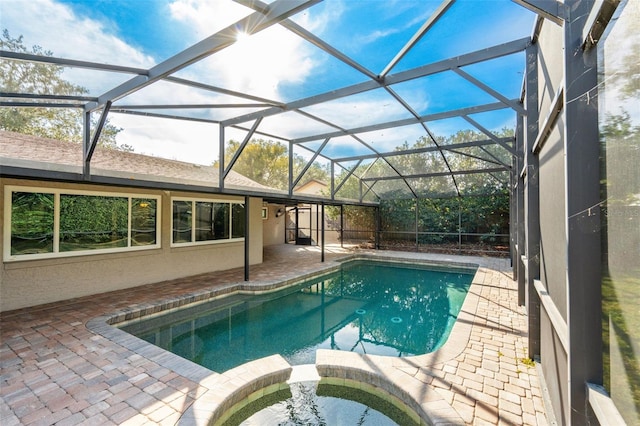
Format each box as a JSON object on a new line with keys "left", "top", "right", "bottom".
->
{"left": 82, "top": 111, "right": 91, "bottom": 178}
{"left": 524, "top": 40, "right": 541, "bottom": 358}
{"left": 321, "top": 203, "right": 325, "bottom": 263}
{"left": 295, "top": 207, "right": 299, "bottom": 242}
{"left": 244, "top": 196, "right": 250, "bottom": 281}
{"left": 288, "top": 142, "right": 294, "bottom": 196}
{"left": 330, "top": 162, "right": 336, "bottom": 200}
{"left": 375, "top": 205, "right": 381, "bottom": 249}
{"left": 415, "top": 198, "right": 419, "bottom": 252}
{"left": 458, "top": 199, "right": 462, "bottom": 254}
{"left": 83, "top": 101, "right": 111, "bottom": 179}
{"left": 284, "top": 206, "right": 288, "bottom": 244}
{"left": 516, "top": 112, "right": 526, "bottom": 304}
{"left": 340, "top": 205, "right": 344, "bottom": 248}
{"left": 219, "top": 125, "right": 225, "bottom": 189}
{"left": 563, "top": 1, "right": 602, "bottom": 422}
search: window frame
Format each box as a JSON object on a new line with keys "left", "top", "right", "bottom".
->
{"left": 170, "top": 196, "right": 245, "bottom": 247}
{"left": 3, "top": 185, "right": 161, "bottom": 262}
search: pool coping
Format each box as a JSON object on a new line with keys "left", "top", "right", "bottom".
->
{"left": 86, "top": 252, "right": 482, "bottom": 425}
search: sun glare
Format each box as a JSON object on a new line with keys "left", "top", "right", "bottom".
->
{"left": 235, "top": 30, "right": 250, "bottom": 44}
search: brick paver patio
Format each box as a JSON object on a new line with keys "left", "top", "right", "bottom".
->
{"left": 1, "top": 245, "right": 548, "bottom": 425}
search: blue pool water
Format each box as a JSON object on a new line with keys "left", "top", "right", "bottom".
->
{"left": 120, "top": 260, "right": 475, "bottom": 373}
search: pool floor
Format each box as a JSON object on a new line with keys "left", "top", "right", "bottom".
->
{"left": 0, "top": 245, "right": 549, "bottom": 425}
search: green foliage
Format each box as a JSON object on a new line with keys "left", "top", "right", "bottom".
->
{"left": 10, "top": 192, "right": 55, "bottom": 255}
{"left": 216, "top": 138, "right": 329, "bottom": 190}
{"left": 378, "top": 190, "right": 509, "bottom": 246}
{"left": 59, "top": 195, "right": 129, "bottom": 249}
{"left": 334, "top": 128, "right": 513, "bottom": 201}
{"left": 602, "top": 272, "right": 640, "bottom": 414}
{"left": 329, "top": 129, "right": 512, "bottom": 247}
{"left": 0, "top": 30, "right": 123, "bottom": 149}
{"left": 10, "top": 192, "right": 157, "bottom": 255}
{"left": 518, "top": 357, "right": 536, "bottom": 368}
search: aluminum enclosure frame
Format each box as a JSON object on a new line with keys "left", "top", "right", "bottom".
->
{"left": 1, "top": 0, "right": 533, "bottom": 203}
{"left": 1, "top": 0, "right": 632, "bottom": 424}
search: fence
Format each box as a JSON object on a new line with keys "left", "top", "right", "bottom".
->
{"left": 326, "top": 195, "right": 510, "bottom": 257}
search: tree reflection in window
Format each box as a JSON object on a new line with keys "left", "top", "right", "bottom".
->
{"left": 232, "top": 203, "right": 245, "bottom": 238}
{"left": 213, "top": 203, "right": 230, "bottom": 240}
{"left": 10, "top": 192, "right": 54, "bottom": 255}
{"left": 59, "top": 195, "right": 128, "bottom": 251}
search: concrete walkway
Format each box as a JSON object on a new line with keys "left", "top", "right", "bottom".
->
{"left": 1, "top": 245, "right": 548, "bottom": 425}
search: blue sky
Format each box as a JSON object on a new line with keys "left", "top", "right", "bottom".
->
{"left": 57, "top": 0, "right": 187, "bottom": 58}
{"left": 2, "top": 0, "right": 536, "bottom": 165}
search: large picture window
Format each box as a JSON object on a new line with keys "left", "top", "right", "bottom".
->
{"left": 4, "top": 186, "right": 160, "bottom": 261}
{"left": 60, "top": 194, "right": 129, "bottom": 252}
{"left": 172, "top": 198, "right": 244, "bottom": 246}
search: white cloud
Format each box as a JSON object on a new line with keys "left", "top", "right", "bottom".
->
{"left": 2, "top": 0, "right": 154, "bottom": 67}
{"left": 112, "top": 114, "right": 219, "bottom": 165}
{"left": 168, "top": 0, "right": 248, "bottom": 40}
{"left": 3, "top": 0, "right": 316, "bottom": 163}
{"left": 3, "top": 0, "right": 157, "bottom": 94}
{"left": 2, "top": 0, "right": 431, "bottom": 164}
{"left": 167, "top": 0, "right": 319, "bottom": 101}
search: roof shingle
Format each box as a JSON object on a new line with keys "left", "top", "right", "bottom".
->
{"left": 0, "top": 130, "right": 268, "bottom": 190}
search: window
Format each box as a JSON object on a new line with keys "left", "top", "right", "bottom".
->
{"left": 4, "top": 186, "right": 160, "bottom": 261}
{"left": 232, "top": 203, "right": 246, "bottom": 238}
{"left": 60, "top": 194, "right": 129, "bottom": 252}
{"left": 10, "top": 191, "right": 54, "bottom": 256}
{"left": 195, "top": 202, "right": 229, "bottom": 241}
{"left": 171, "top": 198, "right": 245, "bottom": 246}
{"left": 131, "top": 198, "right": 158, "bottom": 246}
{"left": 172, "top": 200, "right": 191, "bottom": 243}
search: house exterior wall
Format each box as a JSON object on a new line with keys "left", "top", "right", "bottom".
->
{"left": 294, "top": 180, "right": 326, "bottom": 196}
{"left": 262, "top": 204, "right": 286, "bottom": 246}
{"left": 0, "top": 177, "right": 263, "bottom": 312}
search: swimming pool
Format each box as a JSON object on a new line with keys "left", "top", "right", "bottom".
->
{"left": 120, "top": 259, "right": 475, "bottom": 372}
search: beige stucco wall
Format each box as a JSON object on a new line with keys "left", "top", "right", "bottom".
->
{"left": 294, "top": 180, "right": 327, "bottom": 196}
{"left": 0, "top": 178, "right": 263, "bottom": 312}
{"left": 261, "top": 203, "right": 343, "bottom": 246}
{"left": 262, "top": 204, "right": 286, "bottom": 246}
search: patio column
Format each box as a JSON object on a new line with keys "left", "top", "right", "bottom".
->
{"left": 244, "top": 195, "right": 250, "bottom": 281}
{"left": 340, "top": 204, "right": 344, "bottom": 248}
{"left": 219, "top": 125, "right": 225, "bottom": 190}
{"left": 415, "top": 198, "right": 419, "bottom": 251}
{"left": 524, "top": 39, "right": 541, "bottom": 358}
{"left": 375, "top": 205, "right": 381, "bottom": 249}
{"left": 321, "top": 203, "right": 325, "bottom": 263}
{"left": 515, "top": 112, "right": 526, "bottom": 304}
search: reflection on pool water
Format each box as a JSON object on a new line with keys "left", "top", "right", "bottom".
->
{"left": 120, "top": 260, "right": 475, "bottom": 372}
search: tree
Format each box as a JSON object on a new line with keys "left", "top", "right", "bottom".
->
{"left": 0, "top": 30, "right": 126, "bottom": 150}
{"left": 332, "top": 128, "right": 513, "bottom": 201}
{"left": 216, "top": 138, "right": 329, "bottom": 190}
{"left": 329, "top": 129, "right": 512, "bottom": 248}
